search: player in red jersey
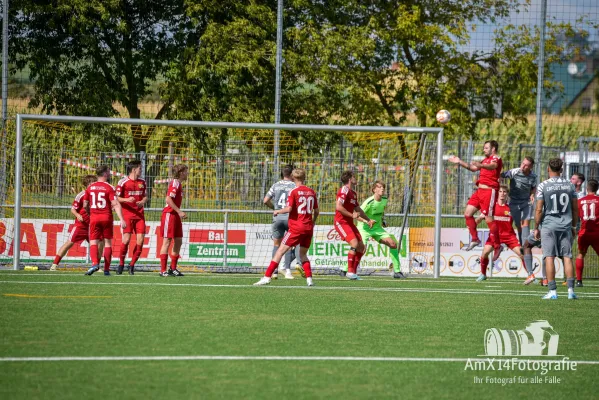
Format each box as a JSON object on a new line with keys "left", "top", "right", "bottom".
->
{"left": 334, "top": 170, "right": 375, "bottom": 280}
{"left": 50, "top": 175, "right": 99, "bottom": 270}
{"left": 255, "top": 168, "right": 319, "bottom": 286}
{"left": 159, "top": 164, "right": 189, "bottom": 277}
{"left": 83, "top": 165, "right": 126, "bottom": 276}
{"left": 116, "top": 160, "right": 147, "bottom": 275}
{"left": 575, "top": 179, "right": 599, "bottom": 287}
{"left": 475, "top": 185, "right": 524, "bottom": 282}
{"left": 448, "top": 140, "right": 503, "bottom": 261}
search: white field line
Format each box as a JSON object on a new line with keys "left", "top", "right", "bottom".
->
{"left": 0, "top": 355, "right": 598, "bottom": 364}
{"left": 1, "top": 280, "right": 599, "bottom": 298}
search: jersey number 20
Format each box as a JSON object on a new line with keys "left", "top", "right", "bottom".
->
{"left": 297, "top": 196, "right": 315, "bottom": 214}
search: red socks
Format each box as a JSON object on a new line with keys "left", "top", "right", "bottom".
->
{"left": 481, "top": 257, "right": 489, "bottom": 276}
{"left": 465, "top": 216, "right": 479, "bottom": 242}
{"left": 103, "top": 247, "right": 112, "bottom": 272}
{"left": 170, "top": 254, "right": 180, "bottom": 271}
{"left": 302, "top": 261, "right": 312, "bottom": 278}
{"left": 160, "top": 254, "right": 168, "bottom": 273}
{"left": 90, "top": 244, "right": 99, "bottom": 266}
{"left": 130, "top": 245, "right": 142, "bottom": 267}
{"left": 266, "top": 260, "right": 279, "bottom": 277}
{"left": 348, "top": 253, "right": 356, "bottom": 274}
{"left": 354, "top": 252, "right": 364, "bottom": 271}
{"left": 53, "top": 255, "right": 62, "bottom": 265}
{"left": 119, "top": 241, "right": 130, "bottom": 266}
{"left": 576, "top": 259, "right": 584, "bottom": 281}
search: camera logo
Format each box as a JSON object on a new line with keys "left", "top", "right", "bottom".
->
{"left": 484, "top": 320, "right": 559, "bottom": 356}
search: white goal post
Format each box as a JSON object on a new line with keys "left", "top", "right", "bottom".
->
{"left": 11, "top": 113, "right": 445, "bottom": 277}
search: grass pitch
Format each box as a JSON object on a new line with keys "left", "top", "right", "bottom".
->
{"left": 0, "top": 271, "right": 598, "bottom": 399}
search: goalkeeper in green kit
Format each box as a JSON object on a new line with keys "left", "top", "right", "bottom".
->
{"left": 357, "top": 181, "right": 406, "bottom": 278}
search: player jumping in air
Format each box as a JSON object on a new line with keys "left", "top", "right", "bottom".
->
{"left": 475, "top": 185, "right": 525, "bottom": 282}
{"left": 254, "top": 168, "right": 319, "bottom": 287}
{"left": 535, "top": 158, "right": 578, "bottom": 300}
{"left": 116, "top": 160, "right": 147, "bottom": 275}
{"left": 50, "top": 175, "right": 99, "bottom": 270}
{"left": 335, "top": 171, "right": 375, "bottom": 280}
{"left": 83, "top": 166, "right": 126, "bottom": 276}
{"left": 448, "top": 140, "right": 503, "bottom": 261}
{"left": 263, "top": 164, "right": 298, "bottom": 280}
{"left": 357, "top": 180, "right": 405, "bottom": 279}
{"left": 575, "top": 179, "right": 599, "bottom": 287}
{"left": 159, "top": 164, "right": 189, "bottom": 277}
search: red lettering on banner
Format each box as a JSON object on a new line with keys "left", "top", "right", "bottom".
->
{"left": 42, "top": 224, "right": 64, "bottom": 256}
{"left": 9, "top": 223, "right": 41, "bottom": 256}
{"left": 326, "top": 229, "right": 341, "bottom": 241}
{"left": 0, "top": 222, "right": 6, "bottom": 254}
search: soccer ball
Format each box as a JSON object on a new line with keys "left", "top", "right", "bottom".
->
{"left": 436, "top": 110, "right": 451, "bottom": 124}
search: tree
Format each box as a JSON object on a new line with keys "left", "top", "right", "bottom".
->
{"left": 9, "top": 0, "right": 202, "bottom": 152}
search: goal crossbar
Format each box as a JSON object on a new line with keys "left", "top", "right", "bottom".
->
{"left": 12, "top": 113, "right": 445, "bottom": 277}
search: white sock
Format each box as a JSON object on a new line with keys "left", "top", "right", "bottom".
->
{"left": 307, "top": 277, "right": 313, "bottom": 285}
{"left": 568, "top": 288, "right": 574, "bottom": 294}
{"left": 550, "top": 289, "right": 557, "bottom": 295}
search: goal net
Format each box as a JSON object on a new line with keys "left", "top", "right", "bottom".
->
{"left": 1, "top": 116, "right": 443, "bottom": 276}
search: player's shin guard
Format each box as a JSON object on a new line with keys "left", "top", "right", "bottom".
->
{"left": 347, "top": 252, "right": 356, "bottom": 274}
{"left": 130, "top": 245, "right": 142, "bottom": 267}
{"left": 480, "top": 257, "right": 489, "bottom": 276}
{"left": 354, "top": 252, "right": 364, "bottom": 272}
{"left": 170, "top": 254, "right": 180, "bottom": 271}
{"left": 524, "top": 254, "right": 533, "bottom": 275}
{"left": 265, "top": 260, "right": 279, "bottom": 277}
{"left": 283, "top": 248, "right": 293, "bottom": 270}
{"left": 521, "top": 226, "right": 530, "bottom": 246}
{"left": 119, "top": 241, "right": 129, "bottom": 266}
{"left": 103, "top": 247, "right": 112, "bottom": 271}
{"left": 465, "top": 216, "right": 479, "bottom": 241}
{"left": 90, "top": 244, "right": 99, "bottom": 266}
{"left": 302, "top": 261, "right": 312, "bottom": 278}
{"left": 159, "top": 254, "right": 168, "bottom": 273}
{"left": 576, "top": 259, "right": 584, "bottom": 281}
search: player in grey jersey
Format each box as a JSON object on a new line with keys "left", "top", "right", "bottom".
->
{"left": 534, "top": 158, "right": 579, "bottom": 300}
{"left": 501, "top": 156, "right": 537, "bottom": 282}
{"left": 263, "top": 165, "right": 298, "bottom": 279}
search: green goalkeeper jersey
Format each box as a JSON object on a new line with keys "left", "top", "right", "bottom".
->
{"left": 357, "top": 195, "right": 388, "bottom": 231}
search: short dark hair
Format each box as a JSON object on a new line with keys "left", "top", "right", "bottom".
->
{"left": 96, "top": 165, "right": 111, "bottom": 177}
{"left": 587, "top": 179, "right": 598, "bottom": 193}
{"left": 548, "top": 158, "right": 563, "bottom": 173}
{"left": 172, "top": 164, "right": 188, "bottom": 179}
{"left": 524, "top": 156, "right": 534, "bottom": 165}
{"left": 281, "top": 164, "right": 294, "bottom": 179}
{"left": 573, "top": 172, "right": 585, "bottom": 183}
{"left": 82, "top": 175, "right": 97, "bottom": 187}
{"left": 341, "top": 170, "right": 354, "bottom": 184}
{"left": 127, "top": 160, "right": 142, "bottom": 174}
{"left": 485, "top": 140, "right": 499, "bottom": 153}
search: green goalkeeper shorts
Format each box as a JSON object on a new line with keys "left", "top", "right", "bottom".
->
{"left": 358, "top": 225, "right": 395, "bottom": 243}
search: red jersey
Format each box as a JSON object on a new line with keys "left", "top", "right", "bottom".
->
{"left": 287, "top": 185, "right": 318, "bottom": 232}
{"left": 72, "top": 190, "right": 90, "bottom": 228}
{"left": 578, "top": 194, "right": 599, "bottom": 233}
{"left": 116, "top": 177, "right": 146, "bottom": 219}
{"left": 476, "top": 154, "right": 502, "bottom": 189}
{"left": 163, "top": 179, "right": 183, "bottom": 213}
{"left": 493, "top": 202, "right": 516, "bottom": 239}
{"left": 334, "top": 186, "right": 358, "bottom": 224}
{"left": 84, "top": 181, "right": 116, "bottom": 220}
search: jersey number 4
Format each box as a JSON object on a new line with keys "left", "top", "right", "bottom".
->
{"left": 581, "top": 203, "right": 597, "bottom": 221}
{"left": 297, "top": 196, "right": 315, "bottom": 214}
{"left": 90, "top": 192, "right": 107, "bottom": 209}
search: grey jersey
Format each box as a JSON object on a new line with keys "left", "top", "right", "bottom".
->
{"left": 266, "top": 180, "right": 296, "bottom": 220}
{"left": 536, "top": 177, "right": 577, "bottom": 231}
{"left": 501, "top": 168, "right": 537, "bottom": 204}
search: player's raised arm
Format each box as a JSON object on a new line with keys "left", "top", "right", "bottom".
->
{"left": 447, "top": 155, "right": 479, "bottom": 172}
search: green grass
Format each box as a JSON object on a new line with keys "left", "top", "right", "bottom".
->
{"left": 0, "top": 271, "right": 598, "bottom": 399}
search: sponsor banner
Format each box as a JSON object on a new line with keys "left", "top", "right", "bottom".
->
{"left": 408, "top": 227, "right": 563, "bottom": 278}
{"left": 0, "top": 219, "right": 409, "bottom": 270}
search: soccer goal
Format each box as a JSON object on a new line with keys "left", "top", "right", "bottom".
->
{"left": 1, "top": 114, "right": 444, "bottom": 277}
